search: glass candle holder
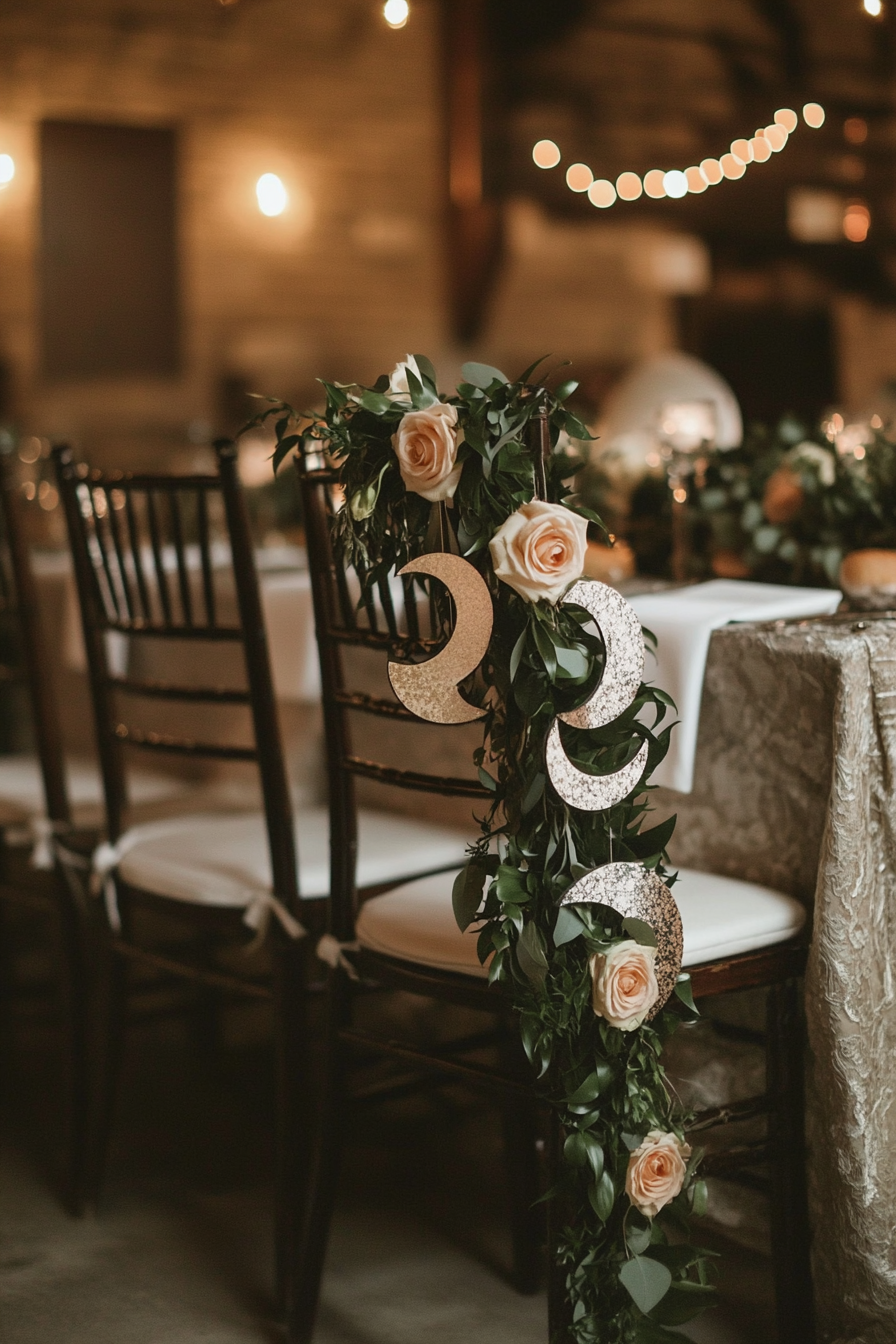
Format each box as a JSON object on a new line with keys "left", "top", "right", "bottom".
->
{"left": 657, "top": 400, "right": 717, "bottom": 582}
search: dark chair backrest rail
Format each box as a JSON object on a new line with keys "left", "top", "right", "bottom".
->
{"left": 53, "top": 440, "right": 300, "bottom": 916}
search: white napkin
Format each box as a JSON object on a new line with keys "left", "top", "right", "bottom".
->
{"left": 627, "top": 580, "right": 842, "bottom": 793}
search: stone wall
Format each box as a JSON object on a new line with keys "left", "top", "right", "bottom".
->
{"left": 0, "top": 0, "right": 674, "bottom": 465}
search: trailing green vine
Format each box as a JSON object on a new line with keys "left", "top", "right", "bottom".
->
{"left": 245, "top": 354, "right": 715, "bottom": 1342}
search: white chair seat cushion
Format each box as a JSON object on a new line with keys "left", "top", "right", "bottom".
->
{"left": 355, "top": 867, "right": 807, "bottom": 978}
{"left": 112, "top": 808, "right": 471, "bottom": 909}
{"left": 0, "top": 754, "right": 194, "bottom": 829}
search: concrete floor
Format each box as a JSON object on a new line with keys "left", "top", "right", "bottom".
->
{"left": 0, "top": 947, "right": 776, "bottom": 1344}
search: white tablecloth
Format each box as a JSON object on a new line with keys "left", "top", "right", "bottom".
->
{"left": 51, "top": 550, "right": 321, "bottom": 704}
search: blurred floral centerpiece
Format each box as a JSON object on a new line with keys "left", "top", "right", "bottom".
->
{"left": 691, "top": 413, "right": 896, "bottom": 599}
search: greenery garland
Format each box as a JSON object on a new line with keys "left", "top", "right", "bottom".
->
{"left": 247, "top": 355, "right": 715, "bottom": 1342}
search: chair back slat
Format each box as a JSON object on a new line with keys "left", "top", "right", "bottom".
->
{"left": 124, "top": 490, "right": 152, "bottom": 622}
{"left": 196, "top": 488, "right": 217, "bottom": 627}
{"left": 296, "top": 452, "right": 488, "bottom": 941}
{"left": 167, "top": 490, "right": 194, "bottom": 627}
{"left": 0, "top": 447, "right": 71, "bottom": 826}
{"left": 145, "top": 489, "right": 173, "bottom": 626}
{"left": 53, "top": 442, "right": 301, "bottom": 916}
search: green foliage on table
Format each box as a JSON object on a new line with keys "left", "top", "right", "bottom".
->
{"left": 246, "top": 358, "right": 715, "bottom": 1342}
{"left": 692, "top": 416, "right": 896, "bottom": 586}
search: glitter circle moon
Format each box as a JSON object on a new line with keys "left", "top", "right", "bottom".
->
{"left": 559, "top": 861, "right": 683, "bottom": 1017}
{"left": 387, "top": 553, "right": 493, "bottom": 724}
{"left": 558, "top": 580, "right": 644, "bottom": 730}
{"left": 546, "top": 722, "right": 649, "bottom": 811}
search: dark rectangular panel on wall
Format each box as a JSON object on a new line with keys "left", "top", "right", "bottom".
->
{"left": 40, "top": 120, "right": 180, "bottom": 379}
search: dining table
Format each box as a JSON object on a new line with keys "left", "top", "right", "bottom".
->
{"left": 651, "top": 611, "right": 896, "bottom": 1344}
{"left": 30, "top": 547, "right": 896, "bottom": 1342}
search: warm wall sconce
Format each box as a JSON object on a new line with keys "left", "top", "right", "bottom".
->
{"left": 256, "top": 173, "right": 288, "bottom": 216}
{"left": 0, "top": 155, "right": 15, "bottom": 188}
{"left": 383, "top": 0, "right": 409, "bottom": 29}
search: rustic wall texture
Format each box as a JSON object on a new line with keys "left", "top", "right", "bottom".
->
{"left": 0, "top": 0, "right": 675, "bottom": 464}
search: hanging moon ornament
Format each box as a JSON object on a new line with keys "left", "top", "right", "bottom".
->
{"left": 558, "top": 581, "right": 644, "bottom": 730}
{"left": 388, "top": 553, "right": 492, "bottom": 724}
{"left": 546, "top": 724, "right": 649, "bottom": 811}
{"left": 546, "top": 579, "right": 648, "bottom": 811}
{"left": 560, "top": 862, "right": 683, "bottom": 1018}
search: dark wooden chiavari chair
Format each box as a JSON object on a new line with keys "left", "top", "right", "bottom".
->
{"left": 291, "top": 444, "right": 815, "bottom": 1344}
{"left": 0, "top": 439, "right": 92, "bottom": 1215}
{"left": 52, "top": 438, "right": 472, "bottom": 1307}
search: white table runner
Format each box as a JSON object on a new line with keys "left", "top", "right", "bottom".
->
{"left": 627, "top": 580, "right": 842, "bottom": 793}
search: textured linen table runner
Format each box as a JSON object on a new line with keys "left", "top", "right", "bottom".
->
{"left": 628, "top": 580, "right": 841, "bottom": 792}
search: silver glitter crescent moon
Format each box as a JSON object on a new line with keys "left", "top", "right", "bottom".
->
{"left": 558, "top": 580, "right": 644, "bottom": 730}
{"left": 559, "top": 861, "right": 683, "bottom": 1017}
{"left": 387, "top": 553, "right": 492, "bottom": 725}
{"left": 546, "top": 723, "right": 649, "bottom": 811}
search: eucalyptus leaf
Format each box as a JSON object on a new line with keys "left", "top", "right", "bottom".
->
{"left": 521, "top": 772, "right": 545, "bottom": 815}
{"left": 553, "top": 905, "right": 585, "bottom": 947}
{"left": 623, "top": 917, "right": 658, "bottom": 949}
{"left": 590, "top": 1169, "right": 616, "bottom": 1222}
{"left": 618, "top": 1256, "right": 673, "bottom": 1315}
{"left": 452, "top": 862, "right": 487, "bottom": 932}
{"left": 674, "top": 975, "right": 698, "bottom": 1013}
{"left": 461, "top": 361, "right": 508, "bottom": 388}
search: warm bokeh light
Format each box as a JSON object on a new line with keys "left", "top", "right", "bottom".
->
{"left": 532, "top": 139, "right": 561, "bottom": 169}
{"left": 803, "top": 103, "right": 826, "bottom": 128}
{"left": 720, "top": 153, "right": 746, "bottom": 180}
{"left": 587, "top": 178, "right": 616, "bottom": 208}
{"left": 256, "top": 173, "right": 288, "bottom": 216}
{"left": 700, "top": 158, "right": 723, "bottom": 184}
{"left": 383, "top": 0, "right": 409, "bottom": 28}
{"left": 672, "top": 487, "right": 687, "bottom": 504}
{"left": 643, "top": 169, "right": 666, "bottom": 198}
{"left": 774, "top": 108, "right": 798, "bottom": 133}
{"left": 844, "top": 117, "right": 868, "bottom": 144}
{"left": 0, "top": 154, "right": 14, "bottom": 186}
{"left": 566, "top": 162, "right": 593, "bottom": 192}
{"left": 731, "top": 138, "right": 753, "bottom": 164}
{"left": 764, "top": 124, "right": 787, "bottom": 151}
{"left": 843, "top": 202, "right": 871, "bottom": 242}
{"left": 616, "top": 171, "right": 642, "bottom": 201}
{"left": 685, "top": 166, "right": 707, "bottom": 193}
{"left": 663, "top": 170, "right": 688, "bottom": 199}
{"left": 751, "top": 135, "right": 772, "bottom": 162}
{"left": 863, "top": 0, "right": 883, "bottom": 15}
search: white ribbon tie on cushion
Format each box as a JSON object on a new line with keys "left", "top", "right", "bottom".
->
{"left": 316, "top": 934, "right": 361, "bottom": 979}
{"left": 29, "top": 816, "right": 57, "bottom": 869}
{"left": 89, "top": 833, "right": 306, "bottom": 940}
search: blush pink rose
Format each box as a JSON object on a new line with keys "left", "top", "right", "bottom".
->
{"left": 590, "top": 940, "right": 659, "bottom": 1031}
{"left": 392, "top": 402, "right": 462, "bottom": 502}
{"left": 625, "top": 1130, "right": 692, "bottom": 1218}
{"left": 489, "top": 500, "right": 587, "bottom": 604}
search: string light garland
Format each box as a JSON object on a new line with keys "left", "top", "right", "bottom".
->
{"left": 533, "top": 103, "right": 826, "bottom": 209}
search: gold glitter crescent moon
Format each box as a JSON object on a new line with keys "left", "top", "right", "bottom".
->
{"left": 558, "top": 580, "right": 644, "bottom": 730}
{"left": 388, "top": 553, "right": 493, "bottom": 724}
{"left": 559, "top": 862, "right": 683, "bottom": 1017}
{"left": 546, "top": 722, "right": 649, "bottom": 810}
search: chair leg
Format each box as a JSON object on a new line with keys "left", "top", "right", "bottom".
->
{"left": 286, "top": 968, "right": 350, "bottom": 1344}
{"left": 85, "top": 943, "right": 129, "bottom": 1208}
{"left": 766, "top": 978, "right": 815, "bottom": 1344}
{"left": 498, "top": 1021, "right": 542, "bottom": 1294}
{"left": 272, "top": 934, "right": 312, "bottom": 1316}
{"left": 56, "top": 874, "right": 91, "bottom": 1216}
